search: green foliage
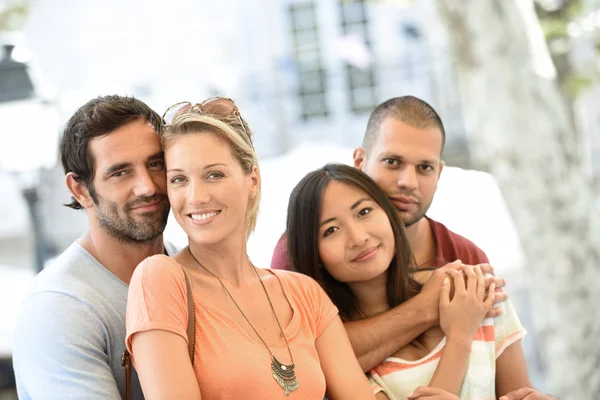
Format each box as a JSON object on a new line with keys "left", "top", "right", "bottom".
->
{"left": 537, "top": 0, "right": 600, "bottom": 97}
{"left": 564, "top": 74, "right": 595, "bottom": 96}
{"left": 540, "top": 18, "right": 568, "bottom": 40}
{"left": 538, "top": 1, "right": 583, "bottom": 42}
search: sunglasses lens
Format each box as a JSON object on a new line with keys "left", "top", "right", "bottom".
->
{"left": 163, "top": 102, "right": 192, "bottom": 124}
{"left": 201, "top": 98, "right": 235, "bottom": 119}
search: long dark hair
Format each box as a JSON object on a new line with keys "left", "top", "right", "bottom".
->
{"left": 286, "top": 163, "right": 421, "bottom": 321}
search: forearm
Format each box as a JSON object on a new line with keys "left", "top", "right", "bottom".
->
{"left": 317, "top": 317, "right": 376, "bottom": 400}
{"left": 495, "top": 341, "right": 531, "bottom": 396}
{"left": 427, "top": 338, "right": 472, "bottom": 395}
{"left": 344, "top": 296, "right": 435, "bottom": 372}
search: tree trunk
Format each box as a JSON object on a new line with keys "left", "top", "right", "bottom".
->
{"left": 437, "top": 1, "right": 600, "bottom": 398}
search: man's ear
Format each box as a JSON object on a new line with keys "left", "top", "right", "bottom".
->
{"left": 65, "top": 172, "right": 95, "bottom": 209}
{"left": 353, "top": 147, "right": 366, "bottom": 170}
{"left": 437, "top": 160, "right": 445, "bottom": 180}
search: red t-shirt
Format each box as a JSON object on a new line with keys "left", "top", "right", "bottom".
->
{"left": 427, "top": 217, "right": 489, "bottom": 266}
{"left": 270, "top": 217, "right": 489, "bottom": 271}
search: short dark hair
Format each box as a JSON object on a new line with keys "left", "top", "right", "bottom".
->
{"left": 60, "top": 95, "right": 162, "bottom": 209}
{"left": 363, "top": 96, "right": 446, "bottom": 154}
{"left": 286, "top": 163, "right": 420, "bottom": 321}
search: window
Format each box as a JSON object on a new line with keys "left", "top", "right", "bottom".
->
{"left": 338, "top": 0, "right": 377, "bottom": 113}
{"left": 289, "top": 2, "right": 329, "bottom": 120}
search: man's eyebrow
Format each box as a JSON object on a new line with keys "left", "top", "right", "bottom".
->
{"left": 382, "top": 153, "right": 437, "bottom": 164}
{"left": 104, "top": 151, "right": 165, "bottom": 178}
{"left": 146, "top": 151, "right": 164, "bottom": 162}
{"left": 381, "top": 152, "right": 404, "bottom": 160}
{"left": 104, "top": 162, "right": 132, "bottom": 177}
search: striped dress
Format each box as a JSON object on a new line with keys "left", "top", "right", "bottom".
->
{"left": 369, "top": 299, "right": 526, "bottom": 400}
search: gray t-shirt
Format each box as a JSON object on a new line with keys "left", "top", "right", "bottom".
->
{"left": 13, "top": 241, "right": 178, "bottom": 400}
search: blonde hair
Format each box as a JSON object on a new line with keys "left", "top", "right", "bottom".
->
{"left": 162, "top": 112, "right": 260, "bottom": 239}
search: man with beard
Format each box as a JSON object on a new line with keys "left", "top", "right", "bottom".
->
{"left": 13, "top": 95, "right": 174, "bottom": 400}
{"left": 271, "top": 96, "right": 508, "bottom": 370}
{"left": 344, "top": 97, "right": 553, "bottom": 399}
{"left": 272, "top": 96, "right": 557, "bottom": 399}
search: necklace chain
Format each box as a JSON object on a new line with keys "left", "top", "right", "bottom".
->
{"left": 187, "top": 247, "right": 294, "bottom": 364}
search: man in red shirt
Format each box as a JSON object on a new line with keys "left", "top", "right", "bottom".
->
{"left": 271, "top": 96, "right": 556, "bottom": 399}
{"left": 271, "top": 96, "right": 503, "bottom": 371}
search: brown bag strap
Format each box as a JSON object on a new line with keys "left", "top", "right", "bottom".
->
{"left": 180, "top": 265, "right": 196, "bottom": 363}
{"left": 122, "top": 350, "right": 132, "bottom": 400}
{"left": 122, "top": 265, "right": 196, "bottom": 400}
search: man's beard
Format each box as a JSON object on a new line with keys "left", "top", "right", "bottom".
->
{"left": 401, "top": 208, "right": 427, "bottom": 228}
{"left": 94, "top": 194, "right": 170, "bottom": 244}
{"left": 394, "top": 197, "right": 433, "bottom": 228}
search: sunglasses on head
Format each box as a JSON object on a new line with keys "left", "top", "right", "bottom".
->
{"left": 162, "top": 97, "right": 253, "bottom": 148}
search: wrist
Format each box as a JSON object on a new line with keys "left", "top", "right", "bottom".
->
{"left": 413, "top": 293, "right": 438, "bottom": 329}
{"left": 445, "top": 334, "right": 472, "bottom": 352}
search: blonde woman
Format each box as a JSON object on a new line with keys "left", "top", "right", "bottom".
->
{"left": 125, "top": 98, "right": 375, "bottom": 399}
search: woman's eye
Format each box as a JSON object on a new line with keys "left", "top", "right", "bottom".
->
{"left": 323, "top": 226, "right": 338, "bottom": 237}
{"left": 358, "top": 207, "right": 372, "bottom": 217}
{"left": 207, "top": 172, "right": 224, "bottom": 180}
{"left": 170, "top": 176, "right": 184, "bottom": 183}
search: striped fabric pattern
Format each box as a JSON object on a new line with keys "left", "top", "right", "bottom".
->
{"left": 369, "top": 299, "right": 526, "bottom": 400}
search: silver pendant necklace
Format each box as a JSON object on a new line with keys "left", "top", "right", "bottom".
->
{"left": 188, "top": 247, "right": 299, "bottom": 396}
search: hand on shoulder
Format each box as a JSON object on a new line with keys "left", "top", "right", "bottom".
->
{"left": 415, "top": 260, "right": 463, "bottom": 324}
{"left": 439, "top": 265, "right": 495, "bottom": 344}
{"left": 475, "top": 262, "right": 509, "bottom": 317}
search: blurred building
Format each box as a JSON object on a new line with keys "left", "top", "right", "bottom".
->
{"left": 20, "top": 0, "right": 472, "bottom": 166}
{"left": 234, "top": 0, "right": 472, "bottom": 166}
{"left": 19, "top": 0, "right": 600, "bottom": 176}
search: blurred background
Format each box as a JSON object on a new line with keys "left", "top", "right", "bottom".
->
{"left": 1, "top": 0, "right": 599, "bottom": 398}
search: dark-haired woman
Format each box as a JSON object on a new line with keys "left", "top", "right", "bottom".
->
{"left": 286, "top": 164, "right": 531, "bottom": 399}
